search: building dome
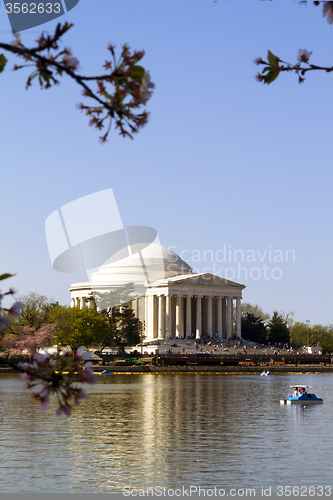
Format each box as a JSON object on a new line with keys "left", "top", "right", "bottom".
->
{"left": 90, "top": 243, "right": 193, "bottom": 286}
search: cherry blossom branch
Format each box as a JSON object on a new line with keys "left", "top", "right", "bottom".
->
{"left": 254, "top": 49, "right": 333, "bottom": 84}
{"left": 18, "top": 347, "right": 97, "bottom": 416}
{"left": 0, "top": 22, "right": 155, "bottom": 142}
{"left": 255, "top": 2, "right": 333, "bottom": 84}
{"left": 0, "top": 274, "right": 24, "bottom": 331}
{"left": 0, "top": 347, "right": 97, "bottom": 416}
{"left": 1, "top": 274, "right": 96, "bottom": 416}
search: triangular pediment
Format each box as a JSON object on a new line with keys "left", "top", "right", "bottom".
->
{"left": 156, "top": 273, "right": 245, "bottom": 289}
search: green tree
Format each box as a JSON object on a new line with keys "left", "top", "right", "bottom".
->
{"left": 310, "top": 324, "right": 333, "bottom": 354}
{"left": 5, "top": 292, "right": 66, "bottom": 333}
{"left": 289, "top": 321, "right": 309, "bottom": 346}
{"left": 54, "top": 306, "right": 110, "bottom": 351}
{"left": 113, "top": 305, "right": 145, "bottom": 352}
{"left": 98, "top": 305, "right": 145, "bottom": 353}
{"left": 267, "top": 311, "right": 290, "bottom": 345}
{"left": 241, "top": 313, "right": 267, "bottom": 344}
{"left": 241, "top": 302, "right": 269, "bottom": 322}
{"left": 90, "top": 285, "right": 144, "bottom": 352}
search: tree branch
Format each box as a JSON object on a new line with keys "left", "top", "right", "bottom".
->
{"left": 0, "top": 22, "right": 154, "bottom": 142}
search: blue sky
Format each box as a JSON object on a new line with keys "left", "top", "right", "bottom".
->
{"left": 1, "top": 0, "right": 333, "bottom": 325}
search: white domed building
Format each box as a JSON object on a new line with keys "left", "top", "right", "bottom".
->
{"left": 69, "top": 244, "right": 245, "bottom": 340}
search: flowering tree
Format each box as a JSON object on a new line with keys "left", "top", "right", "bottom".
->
{"left": 0, "top": 324, "right": 55, "bottom": 359}
{"left": 255, "top": 1, "right": 333, "bottom": 85}
{"left": 0, "top": 22, "right": 154, "bottom": 142}
{"left": 0, "top": 274, "right": 24, "bottom": 332}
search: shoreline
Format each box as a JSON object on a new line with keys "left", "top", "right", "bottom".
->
{"left": 2, "top": 365, "right": 333, "bottom": 374}
{"left": 96, "top": 365, "right": 333, "bottom": 374}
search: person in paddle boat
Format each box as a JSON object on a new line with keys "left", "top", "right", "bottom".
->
{"left": 281, "top": 385, "right": 323, "bottom": 404}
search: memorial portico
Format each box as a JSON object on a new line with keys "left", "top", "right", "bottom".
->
{"left": 140, "top": 274, "right": 244, "bottom": 340}
{"left": 69, "top": 244, "right": 245, "bottom": 342}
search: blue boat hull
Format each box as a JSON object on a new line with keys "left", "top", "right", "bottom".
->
{"left": 280, "top": 395, "right": 323, "bottom": 404}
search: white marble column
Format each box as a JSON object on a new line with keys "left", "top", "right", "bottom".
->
{"left": 76, "top": 297, "right": 80, "bottom": 308}
{"left": 165, "top": 294, "right": 171, "bottom": 339}
{"left": 207, "top": 295, "right": 213, "bottom": 337}
{"left": 146, "top": 295, "right": 155, "bottom": 341}
{"left": 222, "top": 298, "right": 227, "bottom": 339}
{"left": 181, "top": 297, "right": 185, "bottom": 338}
{"left": 236, "top": 297, "right": 241, "bottom": 338}
{"left": 196, "top": 295, "right": 202, "bottom": 339}
{"left": 186, "top": 295, "right": 192, "bottom": 338}
{"left": 217, "top": 296, "right": 222, "bottom": 338}
{"left": 227, "top": 297, "right": 233, "bottom": 339}
{"left": 71, "top": 298, "right": 75, "bottom": 308}
{"left": 153, "top": 295, "right": 158, "bottom": 339}
{"left": 175, "top": 294, "right": 182, "bottom": 338}
{"left": 145, "top": 295, "right": 149, "bottom": 340}
{"left": 158, "top": 294, "right": 165, "bottom": 338}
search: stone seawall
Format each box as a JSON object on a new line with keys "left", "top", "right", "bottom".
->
{"left": 93, "top": 365, "right": 333, "bottom": 374}
{"left": 2, "top": 365, "right": 333, "bottom": 374}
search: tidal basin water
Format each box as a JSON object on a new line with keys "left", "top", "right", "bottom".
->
{"left": 1, "top": 372, "right": 333, "bottom": 493}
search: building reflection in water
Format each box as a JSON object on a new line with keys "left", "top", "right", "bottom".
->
{"left": 1, "top": 373, "right": 332, "bottom": 492}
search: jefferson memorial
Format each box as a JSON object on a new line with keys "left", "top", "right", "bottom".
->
{"left": 69, "top": 244, "right": 246, "bottom": 341}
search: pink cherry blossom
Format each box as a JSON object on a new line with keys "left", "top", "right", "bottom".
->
{"left": 11, "top": 33, "right": 21, "bottom": 47}
{"left": 138, "top": 71, "right": 155, "bottom": 105}
{"left": 76, "top": 346, "right": 91, "bottom": 361}
{"left": 36, "top": 349, "right": 51, "bottom": 362}
{"left": 0, "top": 316, "right": 12, "bottom": 331}
{"left": 40, "top": 385, "right": 50, "bottom": 398}
{"left": 74, "top": 390, "right": 87, "bottom": 406}
{"left": 82, "top": 362, "right": 97, "bottom": 384}
{"left": 323, "top": 2, "right": 333, "bottom": 24}
{"left": 297, "top": 49, "right": 313, "bottom": 63}
{"left": 56, "top": 405, "right": 72, "bottom": 417}
{"left": 8, "top": 301, "right": 24, "bottom": 318}
{"left": 40, "top": 395, "right": 50, "bottom": 412}
{"left": 63, "top": 52, "right": 79, "bottom": 70}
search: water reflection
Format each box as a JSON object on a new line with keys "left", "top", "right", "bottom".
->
{"left": 0, "top": 373, "right": 332, "bottom": 492}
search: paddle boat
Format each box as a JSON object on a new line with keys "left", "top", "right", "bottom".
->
{"left": 280, "top": 385, "right": 323, "bottom": 404}
{"left": 260, "top": 370, "right": 273, "bottom": 376}
{"left": 100, "top": 370, "right": 114, "bottom": 375}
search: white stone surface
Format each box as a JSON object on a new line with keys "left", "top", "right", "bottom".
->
{"left": 69, "top": 244, "right": 245, "bottom": 341}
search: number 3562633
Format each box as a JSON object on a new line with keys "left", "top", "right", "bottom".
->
{"left": 5, "top": 3, "right": 61, "bottom": 14}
